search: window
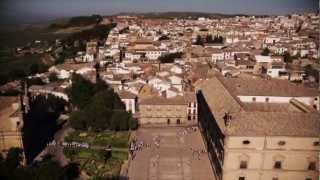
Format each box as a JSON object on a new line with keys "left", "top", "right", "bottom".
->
{"left": 313, "top": 141, "right": 320, "bottom": 146}
{"left": 239, "top": 177, "right": 245, "bottom": 180}
{"left": 176, "top": 119, "right": 181, "bottom": 124}
{"left": 308, "top": 162, "right": 316, "bottom": 171}
{"left": 252, "top": 97, "right": 256, "bottom": 102}
{"left": 242, "top": 140, "right": 250, "bottom": 145}
{"left": 167, "top": 119, "right": 170, "bottom": 124}
{"left": 272, "top": 178, "right": 278, "bottom": 180}
{"left": 265, "top": 97, "right": 269, "bottom": 102}
{"left": 278, "top": 141, "right": 286, "bottom": 146}
{"left": 240, "top": 161, "right": 247, "bottom": 169}
{"left": 305, "top": 178, "right": 312, "bottom": 180}
{"left": 274, "top": 161, "right": 282, "bottom": 169}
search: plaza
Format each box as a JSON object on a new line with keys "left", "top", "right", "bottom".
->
{"left": 128, "top": 127, "right": 215, "bottom": 180}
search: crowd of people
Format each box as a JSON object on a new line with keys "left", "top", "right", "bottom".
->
{"left": 129, "top": 126, "right": 206, "bottom": 161}
{"left": 129, "top": 134, "right": 163, "bottom": 160}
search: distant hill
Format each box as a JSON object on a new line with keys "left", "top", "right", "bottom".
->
{"left": 49, "top": 15, "right": 103, "bottom": 29}
{"left": 114, "top": 11, "right": 269, "bottom": 19}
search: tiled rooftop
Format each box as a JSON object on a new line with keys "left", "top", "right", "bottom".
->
{"left": 196, "top": 76, "right": 320, "bottom": 137}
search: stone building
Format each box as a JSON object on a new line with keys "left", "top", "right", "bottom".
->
{"left": 139, "top": 96, "right": 188, "bottom": 126}
{"left": 196, "top": 74, "right": 320, "bottom": 180}
{"left": 0, "top": 96, "right": 24, "bottom": 156}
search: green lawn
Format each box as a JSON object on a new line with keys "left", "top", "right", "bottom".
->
{"left": 63, "top": 130, "right": 130, "bottom": 179}
{"left": 65, "top": 130, "right": 130, "bottom": 148}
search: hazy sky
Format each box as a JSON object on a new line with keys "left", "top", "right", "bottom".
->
{"left": 0, "top": 0, "right": 318, "bottom": 24}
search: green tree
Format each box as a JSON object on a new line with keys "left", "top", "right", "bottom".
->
{"left": 33, "top": 156, "right": 64, "bottom": 180}
{"left": 205, "top": 35, "right": 213, "bottom": 43}
{"left": 68, "top": 74, "right": 96, "bottom": 109}
{"left": 129, "top": 118, "right": 139, "bottom": 130}
{"left": 194, "top": 35, "right": 204, "bottom": 46}
{"left": 63, "top": 163, "right": 80, "bottom": 180}
{"left": 283, "top": 51, "right": 292, "bottom": 63}
{"left": 5, "top": 148, "right": 24, "bottom": 170}
{"left": 68, "top": 74, "right": 134, "bottom": 132}
{"left": 49, "top": 72, "right": 59, "bottom": 82}
{"left": 70, "top": 110, "right": 90, "bottom": 130}
{"left": 304, "top": 65, "right": 319, "bottom": 83}
{"left": 110, "top": 110, "right": 133, "bottom": 131}
{"left": 158, "top": 52, "right": 183, "bottom": 63}
{"left": 0, "top": 148, "right": 82, "bottom": 180}
{"left": 30, "top": 63, "right": 39, "bottom": 74}
{"left": 261, "top": 48, "right": 270, "bottom": 56}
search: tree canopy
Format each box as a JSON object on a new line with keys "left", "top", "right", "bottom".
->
{"left": 67, "top": 74, "right": 96, "bottom": 109}
{"left": 49, "top": 15, "right": 103, "bottom": 29}
{"left": 304, "top": 64, "right": 319, "bottom": 83}
{"left": 193, "top": 35, "right": 224, "bottom": 46}
{"left": 194, "top": 35, "right": 204, "bottom": 46}
{"left": 0, "top": 54, "right": 48, "bottom": 85}
{"left": 0, "top": 150, "right": 80, "bottom": 180}
{"left": 68, "top": 74, "right": 137, "bottom": 131}
{"left": 261, "top": 48, "right": 270, "bottom": 56}
{"left": 67, "top": 24, "right": 116, "bottom": 43}
{"left": 158, "top": 52, "right": 183, "bottom": 63}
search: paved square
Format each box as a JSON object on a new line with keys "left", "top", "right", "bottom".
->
{"left": 128, "top": 127, "right": 215, "bottom": 180}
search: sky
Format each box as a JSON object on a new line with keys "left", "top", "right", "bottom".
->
{"left": 0, "top": 0, "right": 318, "bottom": 24}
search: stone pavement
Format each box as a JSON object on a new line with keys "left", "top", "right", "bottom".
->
{"left": 128, "top": 127, "right": 215, "bottom": 180}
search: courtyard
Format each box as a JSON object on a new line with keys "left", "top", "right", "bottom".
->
{"left": 128, "top": 127, "right": 215, "bottom": 180}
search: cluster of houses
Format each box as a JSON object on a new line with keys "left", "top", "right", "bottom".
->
{"left": 21, "top": 13, "right": 319, "bottom": 129}
{"left": 0, "top": 12, "right": 319, "bottom": 179}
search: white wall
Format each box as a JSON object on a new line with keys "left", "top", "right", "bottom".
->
{"left": 121, "top": 98, "right": 136, "bottom": 114}
{"left": 238, "top": 95, "right": 318, "bottom": 109}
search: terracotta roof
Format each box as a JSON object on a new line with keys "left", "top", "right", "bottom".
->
{"left": 118, "top": 90, "right": 137, "bottom": 99}
{"left": 217, "top": 75, "right": 319, "bottom": 97}
{"left": 184, "top": 92, "right": 197, "bottom": 102}
{"left": 140, "top": 95, "right": 187, "bottom": 105}
{"left": 227, "top": 112, "right": 320, "bottom": 137}
{"left": 197, "top": 76, "right": 320, "bottom": 137}
{"left": 242, "top": 102, "right": 303, "bottom": 112}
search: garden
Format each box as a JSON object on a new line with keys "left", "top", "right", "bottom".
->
{"left": 63, "top": 130, "right": 130, "bottom": 179}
